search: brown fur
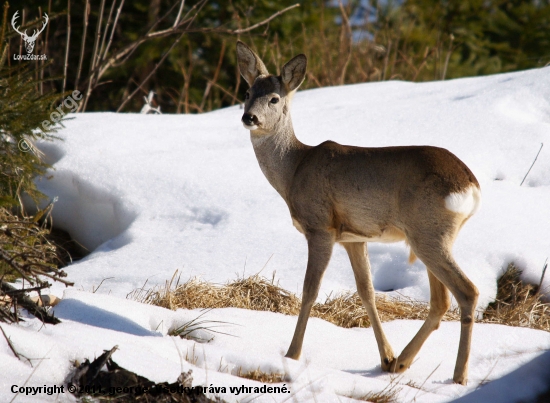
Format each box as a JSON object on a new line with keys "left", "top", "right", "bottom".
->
{"left": 236, "top": 41, "right": 481, "bottom": 385}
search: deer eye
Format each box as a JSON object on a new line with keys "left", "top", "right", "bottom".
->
{"left": 270, "top": 97, "right": 279, "bottom": 104}
{"left": 245, "top": 92, "right": 250, "bottom": 100}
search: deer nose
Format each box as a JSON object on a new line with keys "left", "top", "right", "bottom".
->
{"left": 242, "top": 113, "right": 257, "bottom": 126}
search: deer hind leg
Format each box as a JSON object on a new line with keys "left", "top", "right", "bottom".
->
{"left": 388, "top": 270, "right": 450, "bottom": 373}
{"left": 285, "top": 231, "right": 334, "bottom": 360}
{"left": 403, "top": 236, "right": 478, "bottom": 385}
{"left": 343, "top": 242, "right": 395, "bottom": 370}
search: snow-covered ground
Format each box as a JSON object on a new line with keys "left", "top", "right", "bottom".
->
{"left": 1, "top": 291, "right": 549, "bottom": 402}
{"left": 1, "top": 67, "right": 549, "bottom": 402}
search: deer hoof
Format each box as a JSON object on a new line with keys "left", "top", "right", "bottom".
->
{"left": 382, "top": 357, "right": 409, "bottom": 373}
{"left": 381, "top": 357, "right": 398, "bottom": 372}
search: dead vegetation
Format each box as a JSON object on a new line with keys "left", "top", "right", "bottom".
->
{"left": 0, "top": 207, "right": 69, "bottom": 286}
{"left": 235, "top": 367, "right": 286, "bottom": 384}
{"left": 136, "top": 263, "right": 549, "bottom": 333}
{"left": 482, "top": 263, "right": 549, "bottom": 331}
{"left": 134, "top": 271, "right": 459, "bottom": 329}
{"left": 0, "top": 207, "right": 71, "bottom": 324}
{"left": 342, "top": 385, "right": 400, "bottom": 403}
{"left": 129, "top": 263, "right": 548, "bottom": 402}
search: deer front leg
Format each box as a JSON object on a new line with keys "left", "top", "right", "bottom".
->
{"left": 286, "top": 231, "right": 334, "bottom": 359}
{"left": 343, "top": 242, "right": 396, "bottom": 370}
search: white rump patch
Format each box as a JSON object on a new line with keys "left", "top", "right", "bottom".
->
{"left": 445, "top": 185, "right": 482, "bottom": 216}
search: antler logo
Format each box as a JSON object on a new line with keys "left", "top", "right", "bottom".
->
{"left": 12, "top": 11, "right": 49, "bottom": 54}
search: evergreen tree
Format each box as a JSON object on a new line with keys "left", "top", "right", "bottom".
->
{"left": 0, "top": 2, "right": 69, "bottom": 304}
{"left": 0, "top": 1, "right": 62, "bottom": 209}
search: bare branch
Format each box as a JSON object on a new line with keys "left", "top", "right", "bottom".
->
{"left": 102, "top": 0, "right": 125, "bottom": 62}
{"left": 75, "top": 0, "right": 89, "bottom": 90}
{"left": 85, "top": 1, "right": 299, "bottom": 109}
{"left": 82, "top": 0, "right": 107, "bottom": 112}
{"left": 117, "top": 31, "right": 186, "bottom": 112}
{"left": 220, "top": 3, "right": 299, "bottom": 34}
{"left": 62, "top": 0, "right": 71, "bottom": 94}
{"left": 199, "top": 40, "right": 226, "bottom": 111}
{"left": 173, "top": 0, "right": 186, "bottom": 28}
{"left": 98, "top": 0, "right": 117, "bottom": 62}
{"left": 0, "top": 326, "right": 19, "bottom": 358}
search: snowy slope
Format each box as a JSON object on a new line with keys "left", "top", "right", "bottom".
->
{"left": 1, "top": 67, "right": 549, "bottom": 402}
{"left": 1, "top": 290, "right": 549, "bottom": 402}
{"left": 37, "top": 66, "right": 550, "bottom": 310}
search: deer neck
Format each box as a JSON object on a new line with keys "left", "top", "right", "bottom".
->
{"left": 250, "top": 118, "right": 309, "bottom": 201}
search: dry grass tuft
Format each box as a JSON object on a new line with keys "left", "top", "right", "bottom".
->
{"left": 482, "top": 263, "right": 549, "bottom": 331}
{"left": 316, "top": 291, "right": 460, "bottom": 328}
{"left": 135, "top": 264, "right": 549, "bottom": 333}
{"left": 340, "top": 380, "right": 401, "bottom": 403}
{"left": 235, "top": 367, "right": 286, "bottom": 383}
{"left": 134, "top": 271, "right": 461, "bottom": 330}
{"left": 353, "top": 389, "right": 399, "bottom": 403}
{"left": 135, "top": 272, "right": 302, "bottom": 314}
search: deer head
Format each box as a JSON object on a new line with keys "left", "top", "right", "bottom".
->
{"left": 12, "top": 11, "right": 49, "bottom": 54}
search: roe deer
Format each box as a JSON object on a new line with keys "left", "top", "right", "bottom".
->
{"left": 236, "top": 41, "right": 481, "bottom": 385}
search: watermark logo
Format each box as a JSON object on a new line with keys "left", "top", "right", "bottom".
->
{"left": 18, "top": 90, "right": 82, "bottom": 153}
{"left": 12, "top": 11, "right": 48, "bottom": 61}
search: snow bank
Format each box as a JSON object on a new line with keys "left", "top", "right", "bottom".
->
{"left": 36, "top": 67, "right": 550, "bottom": 312}
{"left": 3, "top": 61, "right": 550, "bottom": 403}
{"left": 1, "top": 290, "right": 548, "bottom": 402}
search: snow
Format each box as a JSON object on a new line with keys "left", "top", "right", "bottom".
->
{"left": 1, "top": 66, "right": 550, "bottom": 401}
{"left": 451, "top": 350, "right": 550, "bottom": 403}
{"left": 1, "top": 291, "right": 549, "bottom": 402}
{"left": 35, "top": 67, "right": 550, "bottom": 309}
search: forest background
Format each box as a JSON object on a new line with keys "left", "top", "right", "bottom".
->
{"left": 5, "top": 0, "right": 550, "bottom": 114}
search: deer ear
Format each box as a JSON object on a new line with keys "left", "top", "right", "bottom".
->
{"left": 236, "top": 41, "right": 269, "bottom": 87}
{"left": 281, "top": 54, "right": 307, "bottom": 92}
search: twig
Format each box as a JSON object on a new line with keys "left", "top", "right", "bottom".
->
{"left": 199, "top": 40, "right": 226, "bottom": 111}
{"left": 75, "top": 0, "right": 89, "bottom": 91}
{"left": 520, "top": 143, "right": 544, "bottom": 186}
{"left": 0, "top": 282, "right": 61, "bottom": 325}
{"left": 477, "top": 359, "right": 500, "bottom": 388}
{"left": 177, "top": 46, "right": 194, "bottom": 113}
{"left": 2, "top": 285, "right": 50, "bottom": 296}
{"left": 117, "top": 31, "right": 186, "bottom": 112}
{"left": 413, "top": 362, "right": 441, "bottom": 400}
{"left": 382, "top": 38, "right": 392, "bottom": 81}
{"left": 337, "top": 0, "right": 352, "bottom": 85}
{"left": 0, "top": 325, "right": 20, "bottom": 360}
{"left": 62, "top": 0, "right": 71, "bottom": 94}
{"left": 91, "top": 0, "right": 107, "bottom": 74}
{"left": 413, "top": 46, "right": 434, "bottom": 81}
{"left": 537, "top": 258, "right": 548, "bottom": 295}
{"left": 10, "top": 346, "right": 54, "bottom": 403}
{"left": 82, "top": 0, "right": 107, "bottom": 111}
{"left": 37, "top": 7, "right": 42, "bottom": 94}
{"left": 91, "top": 1, "right": 297, "bottom": 108}
{"left": 102, "top": 0, "right": 125, "bottom": 62}
{"left": 228, "top": 4, "right": 300, "bottom": 34}
{"left": 232, "top": 62, "right": 241, "bottom": 106}
{"left": 18, "top": 10, "right": 24, "bottom": 64}
{"left": 99, "top": 0, "right": 116, "bottom": 60}
{"left": 40, "top": 1, "right": 52, "bottom": 93}
{"left": 441, "top": 34, "right": 454, "bottom": 80}
{"left": 92, "top": 277, "right": 114, "bottom": 293}
{"left": 173, "top": 0, "right": 186, "bottom": 28}
{"left": 205, "top": 78, "right": 242, "bottom": 104}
